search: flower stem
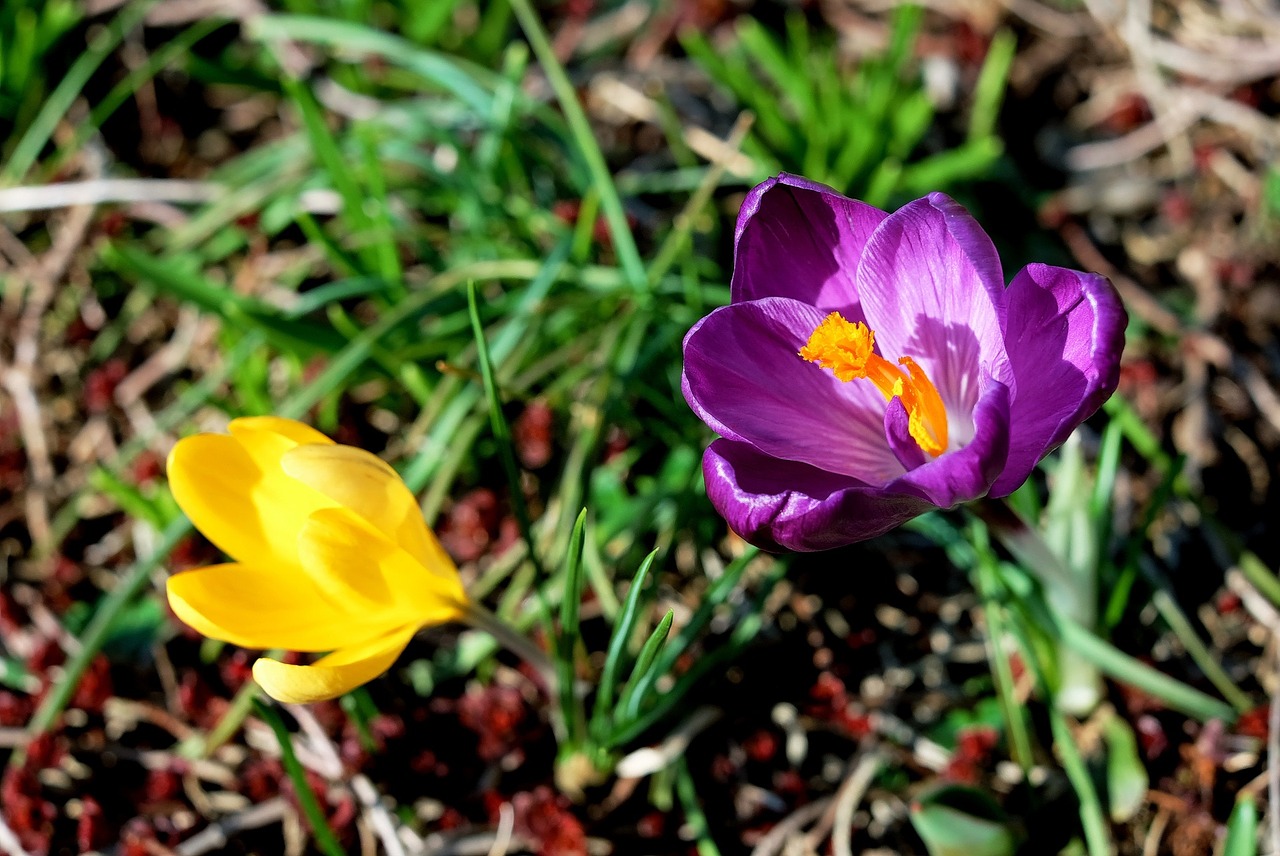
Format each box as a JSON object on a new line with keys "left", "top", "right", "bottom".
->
{"left": 461, "top": 601, "right": 557, "bottom": 693}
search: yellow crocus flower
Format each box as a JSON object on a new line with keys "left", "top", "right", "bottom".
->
{"left": 165, "top": 416, "right": 468, "bottom": 704}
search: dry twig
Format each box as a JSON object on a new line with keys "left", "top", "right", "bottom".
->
{"left": 173, "top": 798, "right": 288, "bottom": 856}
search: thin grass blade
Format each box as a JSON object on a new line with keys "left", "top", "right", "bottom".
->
{"left": 590, "top": 549, "right": 659, "bottom": 740}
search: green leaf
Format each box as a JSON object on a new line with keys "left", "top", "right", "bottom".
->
{"left": 899, "top": 138, "right": 1004, "bottom": 195}
{"left": 1101, "top": 711, "right": 1147, "bottom": 822}
{"left": 968, "top": 28, "right": 1016, "bottom": 141}
{"left": 249, "top": 14, "right": 496, "bottom": 115}
{"left": 1223, "top": 795, "right": 1259, "bottom": 856}
{"left": 1, "top": 657, "right": 36, "bottom": 692}
{"left": 614, "top": 609, "right": 674, "bottom": 726}
{"left": 101, "top": 244, "right": 345, "bottom": 355}
{"left": 89, "top": 467, "right": 177, "bottom": 532}
{"left": 589, "top": 549, "right": 660, "bottom": 741}
{"left": 910, "top": 785, "right": 1017, "bottom": 856}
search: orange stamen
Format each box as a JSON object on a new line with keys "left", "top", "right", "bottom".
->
{"left": 799, "top": 312, "right": 949, "bottom": 457}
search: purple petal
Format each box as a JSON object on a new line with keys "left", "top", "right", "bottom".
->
{"left": 891, "top": 379, "right": 1012, "bottom": 508}
{"left": 682, "top": 297, "right": 905, "bottom": 483}
{"left": 989, "top": 264, "right": 1127, "bottom": 496}
{"left": 703, "top": 439, "right": 933, "bottom": 552}
{"left": 856, "top": 193, "right": 1012, "bottom": 422}
{"left": 731, "top": 174, "right": 888, "bottom": 317}
{"left": 884, "top": 398, "right": 930, "bottom": 472}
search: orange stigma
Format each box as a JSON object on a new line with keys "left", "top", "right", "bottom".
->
{"left": 799, "top": 312, "right": 949, "bottom": 457}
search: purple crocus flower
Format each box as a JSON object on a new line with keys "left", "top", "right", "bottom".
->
{"left": 682, "top": 174, "right": 1127, "bottom": 551}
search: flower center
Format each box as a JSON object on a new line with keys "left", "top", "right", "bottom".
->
{"left": 799, "top": 312, "right": 949, "bottom": 457}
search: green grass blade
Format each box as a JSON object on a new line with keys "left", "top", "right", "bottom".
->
{"left": 610, "top": 614, "right": 756, "bottom": 748}
{"left": 279, "top": 75, "right": 373, "bottom": 247}
{"left": 248, "top": 14, "right": 495, "bottom": 115}
{"left": 1042, "top": 602, "right": 1236, "bottom": 722}
{"left": 467, "top": 280, "right": 543, "bottom": 577}
{"left": 644, "top": 548, "right": 757, "bottom": 688}
{"left": 2, "top": 0, "right": 153, "bottom": 184}
{"left": 88, "top": 467, "right": 174, "bottom": 531}
{"left": 1149, "top": 583, "right": 1251, "bottom": 713}
{"left": 590, "top": 549, "right": 659, "bottom": 739}
{"left": 899, "top": 138, "right": 1003, "bottom": 195}
{"left": 274, "top": 274, "right": 451, "bottom": 419}
{"left": 254, "top": 701, "right": 346, "bottom": 856}
{"left": 506, "top": 0, "right": 646, "bottom": 292}
{"left": 184, "top": 681, "right": 261, "bottom": 758}
{"left": 647, "top": 114, "right": 751, "bottom": 288}
{"left": 400, "top": 250, "right": 569, "bottom": 495}
{"left": 1237, "top": 549, "right": 1280, "bottom": 611}
{"left": 971, "top": 525, "right": 1036, "bottom": 772}
{"left": 21, "top": 517, "right": 191, "bottom": 752}
{"left": 402, "top": 0, "right": 460, "bottom": 43}
{"left": 1101, "top": 712, "right": 1147, "bottom": 823}
{"left": 968, "top": 28, "right": 1015, "bottom": 141}
{"left": 2, "top": 657, "right": 36, "bottom": 692}
{"left": 355, "top": 123, "right": 404, "bottom": 294}
{"left": 46, "top": 18, "right": 226, "bottom": 177}
{"left": 287, "top": 277, "right": 385, "bottom": 316}
{"left": 887, "top": 4, "right": 924, "bottom": 68}
{"left": 1089, "top": 417, "right": 1124, "bottom": 525}
{"left": 736, "top": 18, "right": 810, "bottom": 119}
{"left": 1103, "top": 397, "right": 1188, "bottom": 492}
{"left": 102, "top": 243, "right": 345, "bottom": 355}
{"left": 556, "top": 509, "right": 589, "bottom": 746}
{"left": 676, "top": 757, "right": 721, "bottom": 856}
{"left": 1050, "top": 709, "right": 1111, "bottom": 856}
{"left": 609, "top": 563, "right": 783, "bottom": 747}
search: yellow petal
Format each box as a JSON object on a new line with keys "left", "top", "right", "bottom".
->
{"left": 297, "top": 507, "right": 467, "bottom": 622}
{"left": 166, "top": 563, "right": 392, "bottom": 651}
{"left": 168, "top": 430, "right": 329, "bottom": 570}
{"left": 281, "top": 443, "right": 441, "bottom": 566}
{"left": 229, "top": 416, "right": 334, "bottom": 448}
{"left": 252, "top": 624, "right": 419, "bottom": 703}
